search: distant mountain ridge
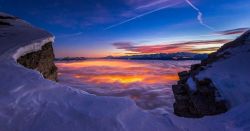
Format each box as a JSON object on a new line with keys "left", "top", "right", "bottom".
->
{"left": 55, "top": 57, "right": 86, "bottom": 61}
{"left": 106, "top": 52, "right": 208, "bottom": 60}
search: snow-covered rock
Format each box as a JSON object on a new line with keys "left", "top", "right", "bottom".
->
{"left": 17, "top": 42, "right": 58, "bottom": 81}
{"left": 197, "top": 31, "right": 250, "bottom": 107}
{"left": 172, "top": 30, "right": 250, "bottom": 118}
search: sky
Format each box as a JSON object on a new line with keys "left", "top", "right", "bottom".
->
{"left": 0, "top": 0, "right": 250, "bottom": 57}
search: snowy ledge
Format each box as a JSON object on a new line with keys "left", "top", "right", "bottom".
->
{"left": 12, "top": 36, "right": 55, "bottom": 61}
{"left": 187, "top": 77, "right": 197, "bottom": 92}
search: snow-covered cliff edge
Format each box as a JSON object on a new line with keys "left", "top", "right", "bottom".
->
{"left": 0, "top": 13, "right": 57, "bottom": 81}
{"left": 17, "top": 42, "right": 57, "bottom": 81}
{"left": 173, "top": 30, "right": 250, "bottom": 117}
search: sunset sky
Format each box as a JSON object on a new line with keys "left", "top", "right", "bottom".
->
{"left": 1, "top": 0, "right": 249, "bottom": 57}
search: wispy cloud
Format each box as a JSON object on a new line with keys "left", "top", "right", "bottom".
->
{"left": 113, "top": 39, "right": 231, "bottom": 54}
{"left": 216, "top": 28, "right": 249, "bottom": 35}
{"left": 185, "top": 0, "right": 215, "bottom": 31}
{"left": 57, "top": 32, "right": 83, "bottom": 38}
{"left": 136, "top": 0, "right": 170, "bottom": 10}
{"left": 105, "top": 0, "right": 216, "bottom": 30}
{"left": 191, "top": 47, "right": 220, "bottom": 53}
{"left": 104, "top": 3, "right": 177, "bottom": 30}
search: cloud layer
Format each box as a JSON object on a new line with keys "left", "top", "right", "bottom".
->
{"left": 216, "top": 28, "right": 249, "bottom": 35}
{"left": 57, "top": 60, "right": 200, "bottom": 109}
{"left": 113, "top": 39, "right": 231, "bottom": 54}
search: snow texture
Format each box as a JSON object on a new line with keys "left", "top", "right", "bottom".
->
{"left": 197, "top": 33, "right": 250, "bottom": 107}
{"left": 1, "top": 12, "right": 250, "bottom": 131}
{"left": 12, "top": 37, "right": 54, "bottom": 60}
{"left": 187, "top": 77, "right": 197, "bottom": 91}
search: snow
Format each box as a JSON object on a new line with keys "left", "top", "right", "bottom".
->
{"left": 12, "top": 37, "right": 54, "bottom": 60}
{"left": 1, "top": 12, "right": 250, "bottom": 131}
{"left": 197, "top": 33, "right": 250, "bottom": 107}
{"left": 187, "top": 77, "right": 197, "bottom": 91}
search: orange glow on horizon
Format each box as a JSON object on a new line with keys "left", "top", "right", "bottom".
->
{"left": 56, "top": 60, "right": 182, "bottom": 85}
{"left": 57, "top": 60, "right": 148, "bottom": 68}
{"left": 72, "top": 74, "right": 179, "bottom": 84}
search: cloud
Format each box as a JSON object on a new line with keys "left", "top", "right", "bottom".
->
{"left": 113, "top": 42, "right": 134, "bottom": 49}
{"left": 190, "top": 47, "right": 221, "bottom": 53}
{"left": 216, "top": 28, "right": 249, "bottom": 35}
{"left": 113, "top": 39, "right": 231, "bottom": 54}
{"left": 135, "top": 0, "right": 171, "bottom": 10}
{"left": 104, "top": 0, "right": 216, "bottom": 30}
{"left": 57, "top": 32, "right": 83, "bottom": 38}
{"left": 104, "top": 3, "right": 178, "bottom": 30}
{"left": 185, "top": 0, "right": 215, "bottom": 31}
{"left": 104, "top": 0, "right": 182, "bottom": 30}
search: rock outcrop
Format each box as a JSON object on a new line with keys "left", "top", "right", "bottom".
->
{"left": 173, "top": 70, "right": 228, "bottom": 118}
{"left": 17, "top": 42, "right": 58, "bottom": 81}
{"left": 172, "top": 31, "right": 250, "bottom": 118}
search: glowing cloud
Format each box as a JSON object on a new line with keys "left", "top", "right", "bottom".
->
{"left": 113, "top": 39, "right": 231, "bottom": 54}
{"left": 216, "top": 28, "right": 249, "bottom": 35}
{"left": 56, "top": 60, "right": 181, "bottom": 85}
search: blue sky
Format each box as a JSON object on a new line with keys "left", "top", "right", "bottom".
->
{"left": 0, "top": 0, "right": 249, "bottom": 57}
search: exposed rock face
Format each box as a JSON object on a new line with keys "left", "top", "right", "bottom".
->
{"left": 17, "top": 42, "right": 58, "bottom": 81}
{"left": 0, "top": 13, "right": 15, "bottom": 26}
{"left": 173, "top": 70, "right": 228, "bottom": 118}
{"left": 171, "top": 31, "right": 250, "bottom": 118}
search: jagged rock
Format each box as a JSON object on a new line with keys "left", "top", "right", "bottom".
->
{"left": 178, "top": 71, "right": 190, "bottom": 84}
{"left": 0, "top": 21, "right": 11, "bottom": 26}
{"left": 172, "top": 85, "right": 186, "bottom": 95}
{"left": 178, "top": 71, "right": 189, "bottom": 77}
{"left": 173, "top": 66, "right": 229, "bottom": 117}
{"left": 191, "top": 64, "right": 201, "bottom": 71}
{"left": 0, "top": 15, "right": 16, "bottom": 19}
{"left": 171, "top": 31, "right": 250, "bottom": 118}
{"left": 17, "top": 42, "right": 57, "bottom": 81}
{"left": 173, "top": 77, "right": 228, "bottom": 117}
{"left": 0, "top": 15, "right": 14, "bottom": 26}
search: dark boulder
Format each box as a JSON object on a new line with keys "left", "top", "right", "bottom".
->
{"left": 173, "top": 77, "right": 228, "bottom": 117}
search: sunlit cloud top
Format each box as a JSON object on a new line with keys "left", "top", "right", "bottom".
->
{"left": 113, "top": 39, "right": 231, "bottom": 54}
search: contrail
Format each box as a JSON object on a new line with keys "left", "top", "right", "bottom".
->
{"left": 136, "top": 0, "right": 169, "bottom": 10}
{"left": 185, "top": 0, "right": 215, "bottom": 31}
{"left": 104, "top": 4, "right": 175, "bottom": 30}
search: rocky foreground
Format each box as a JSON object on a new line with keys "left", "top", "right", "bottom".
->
{"left": 173, "top": 31, "right": 250, "bottom": 117}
